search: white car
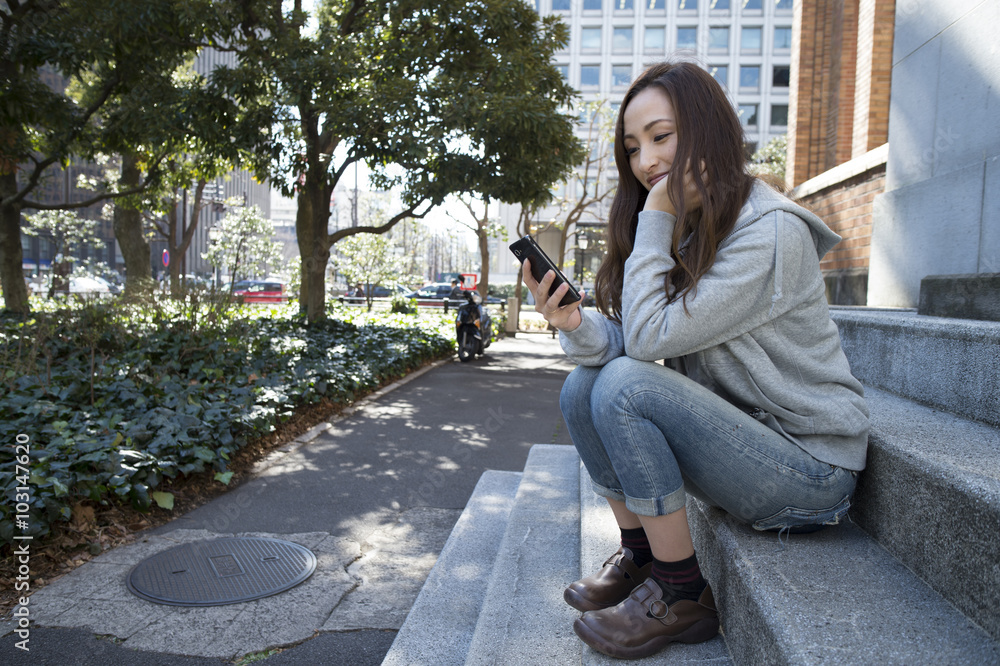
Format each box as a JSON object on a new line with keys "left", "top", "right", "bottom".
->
{"left": 70, "top": 276, "right": 112, "bottom": 294}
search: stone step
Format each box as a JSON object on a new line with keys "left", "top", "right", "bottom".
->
{"left": 831, "top": 307, "right": 1000, "bottom": 427}
{"left": 382, "top": 470, "right": 522, "bottom": 666}
{"left": 853, "top": 386, "right": 1000, "bottom": 641}
{"left": 464, "top": 444, "right": 582, "bottom": 665}
{"left": 688, "top": 497, "right": 1000, "bottom": 665}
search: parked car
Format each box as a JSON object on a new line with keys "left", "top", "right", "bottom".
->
{"left": 69, "top": 276, "right": 113, "bottom": 295}
{"left": 405, "top": 282, "right": 459, "bottom": 305}
{"left": 406, "top": 282, "right": 504, "bottom": 307}
{"left": 231, "top": 279, "right": 287, "bottom": 303}
{"left": 342, "top": 284, "right": 409, "bottom": 303}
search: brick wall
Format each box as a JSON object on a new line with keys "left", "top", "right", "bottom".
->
{"left": 852, "top": 0, "right": 895, "bottom": 157}
{"left": 788, "top": 0, "right": 857, "bottom": 187}
{"left": 797, "top": 162, "right": 886, "bottom": 305}
{"left": 786, "top": 0, "right": 893, "bottom": 189}
{"left": 786, "top": 0, "right": 895, "bottom": 305}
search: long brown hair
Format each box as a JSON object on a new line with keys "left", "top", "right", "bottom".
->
{"left": 595, "top": 61, "right": 754, "bottom": 320}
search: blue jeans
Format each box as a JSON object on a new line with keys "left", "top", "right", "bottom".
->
{"left": 560, "top": 357, "right": 856, "bottom": 531}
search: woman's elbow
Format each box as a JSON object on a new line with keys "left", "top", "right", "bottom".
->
{"left": 622, "top": 334, "right": 661, "bottom": 361}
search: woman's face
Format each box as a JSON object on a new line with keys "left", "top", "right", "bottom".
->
{"left": 622, "top": 86, "right": 679, "bottom": 192}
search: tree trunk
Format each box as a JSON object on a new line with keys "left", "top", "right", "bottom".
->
{"left": 477, "top": 225, "right": 490, "bottom": 300}
{"left": 164, "top": 203, "right": 182, "bottom": 297}
{"left": 170, "top": 181, "right": 206, "bottom": 297}
{"left": 114, "top": 153, "right": 153, "bottom": 297}
{"left": 0, "top": 171, "right": 29, "bottom": 314}
{"left": 298, "top": 184, "right": 331, "bottom": 323}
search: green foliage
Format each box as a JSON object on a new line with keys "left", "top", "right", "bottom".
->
{"left": 750, "top": 134, "right": 788, "bottom": 183}
{"left": 22, "top": 210, "right": 105, "bottom": 261}
{"left": 0, "top": 299, "right": 452, "bottom": 545}
{"left": 390, "top": 296, "right": 418, "bottom": 315}
{"left": 202, "top": 200, "right": 282, "bottom": 285}
{"left": 335, "top": 234, "right": 408, "bottom": 311}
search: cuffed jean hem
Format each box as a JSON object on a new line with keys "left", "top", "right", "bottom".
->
{"left": 589, "top": 479, "right": 688, "bottom": 517}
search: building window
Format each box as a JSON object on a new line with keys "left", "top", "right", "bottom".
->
{"left": 613, "top": 65, "right": 632, "bottom": 87}
{"left": 556, "top": 64, "right": 569, "bottom": 80}
{"left": 552, "top": 0, "right": 571, "bottom": 10}
{"left": 614, "top": 0, "right": 634, "bottom": 10}
{"left": 583, "top": 0, "right": 602, "bottom": 10}
{"left": 741, "top": 26, "right": 762, "bottom": 52}
{"left": 774, "top": 0, "right": 792, "bottom": 11}
{"left": 613, "top": 27, "right": 633, "bottom": 51}
{"left": 645, "top": 26, "right": 666, "bottom": 51}
{"left": 742, "top": 0, "right": 761, "bottom": 9}
{"left": 739, "top": 103, "right": 758, "bottom": 127}
{"left": 709, "top": 0, "right": 730, "bottom": 10}
{"left": 647, "top": 0, "right": 666, "bottom": 10}
{"left": 772, "top": 65, "right": 790, "bottom": 87}
{"left": 774, "top": 26, "right": 792, "bottom": 50}
{"left": 709, "top": 64, "right": 729, "bottom": 88}
{"left": 581, "top": 27, "right": 602, "bottom": 50}
{"left": 709, "top": 27, "right": 729, "bottom": 52}
{"left": 677, "top": 0, "right": 697, "bottom": 10}
{"left": 740, "top": 65, "right": 760, "bottom": 90}
{"left": 580, "top": 65, "right": 601, "bottom": 87}
{"left": 677, "top": 26, "right": 697, "bottom": 50}
{"left": 771, "top": 104, "right": 788, "bottom": 126}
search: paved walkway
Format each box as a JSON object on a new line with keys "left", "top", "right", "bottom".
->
{"left": 2, "top": 334, "right": 575, "bottom": 665}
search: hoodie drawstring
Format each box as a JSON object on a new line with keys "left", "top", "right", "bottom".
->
{"left": 769, "top": 213, "right": 783, "bottom": 317}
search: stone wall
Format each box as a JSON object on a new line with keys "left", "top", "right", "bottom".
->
{"left": 867, "top": 0, "right": 1000, "bottom": 307}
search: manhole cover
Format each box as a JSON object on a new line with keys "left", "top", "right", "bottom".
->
{"left": 127, "top": 537, "right": 317, "bottom": 606}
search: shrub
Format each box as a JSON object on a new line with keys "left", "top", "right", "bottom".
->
{"left": 0, "top": 298, "right": 453, "bottom": 544}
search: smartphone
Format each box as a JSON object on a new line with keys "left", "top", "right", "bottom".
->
{"left": 509, "top": 234, "right": 582, "bottom": 307}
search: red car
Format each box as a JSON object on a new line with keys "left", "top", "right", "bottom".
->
{"left": 231, "top": 280, "right": 287, "bottom": 303}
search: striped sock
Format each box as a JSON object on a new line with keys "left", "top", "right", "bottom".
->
{"left": 620, "top": 527, "right": 653, "bottom": 567}
{"left": 650, "top": 553, "right": 707, "bottom": 604}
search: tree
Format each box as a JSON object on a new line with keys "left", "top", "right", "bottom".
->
{"left": 202, "top": 200, "right": 281, "bottom": 291}
{"left": 335, "top": 234, "right": 406, "bottom": 312}
{"left": 750, "top": 134, "right": 788, "bottom": 187}
{"left": 448, "top": 197, "right": 507, "bottom": 301}
{"left": 230, "top": 0, "right": 583, "bottom": 322}
{"left": 148, "top": 158, "right": 231, "bottom": 297}
{"left": 1, "top": 1, "right": 247, "bottom": 311}
{"left": 541, "top": 101, "right": 617, "bottom": 273}
{"left": 22, "top": 209, "right": 105, "bottom": 296}
{"left": 511, "top": 198, "right": 545, "bottom": 331}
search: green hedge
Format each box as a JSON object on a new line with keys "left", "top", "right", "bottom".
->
{"left": 0, "top": 300, "right": 453, "bottom": 544}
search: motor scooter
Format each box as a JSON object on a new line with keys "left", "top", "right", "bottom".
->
{"left": 455, "top": 291, "right": 492, "bottom": 362}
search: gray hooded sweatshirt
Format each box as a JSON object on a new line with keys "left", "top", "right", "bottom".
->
{"left": 560, "top": 181, "right": 869, "bottom": 471}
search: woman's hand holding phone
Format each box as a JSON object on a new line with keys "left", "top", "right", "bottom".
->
{"left": 523, "top": 258, "right": 584, "bottom": 332}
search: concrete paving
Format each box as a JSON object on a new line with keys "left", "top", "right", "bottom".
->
{"left": 2, "top": 333, "right": 575, "bottom": 664}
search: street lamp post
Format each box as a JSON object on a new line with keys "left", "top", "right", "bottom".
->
{"left": 576, "top": 234, "right": 589, "bottom": 285}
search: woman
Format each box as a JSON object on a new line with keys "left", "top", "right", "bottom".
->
{"left": 523, "top": 62, "right": 869, "bottom": 659}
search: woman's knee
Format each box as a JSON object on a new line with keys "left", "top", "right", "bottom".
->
{"left": 560, "top": 365, "right": 602, "bottom": 422}
{"left": 590, "top": 357, "right": 673, "bottom": 412}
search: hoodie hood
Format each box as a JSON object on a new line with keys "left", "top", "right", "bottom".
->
{"left": 727, "top": 180, "right": 841, "bottom": 315}
{"left": 731, "top": 180, "right": 842, "bottom": 258}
